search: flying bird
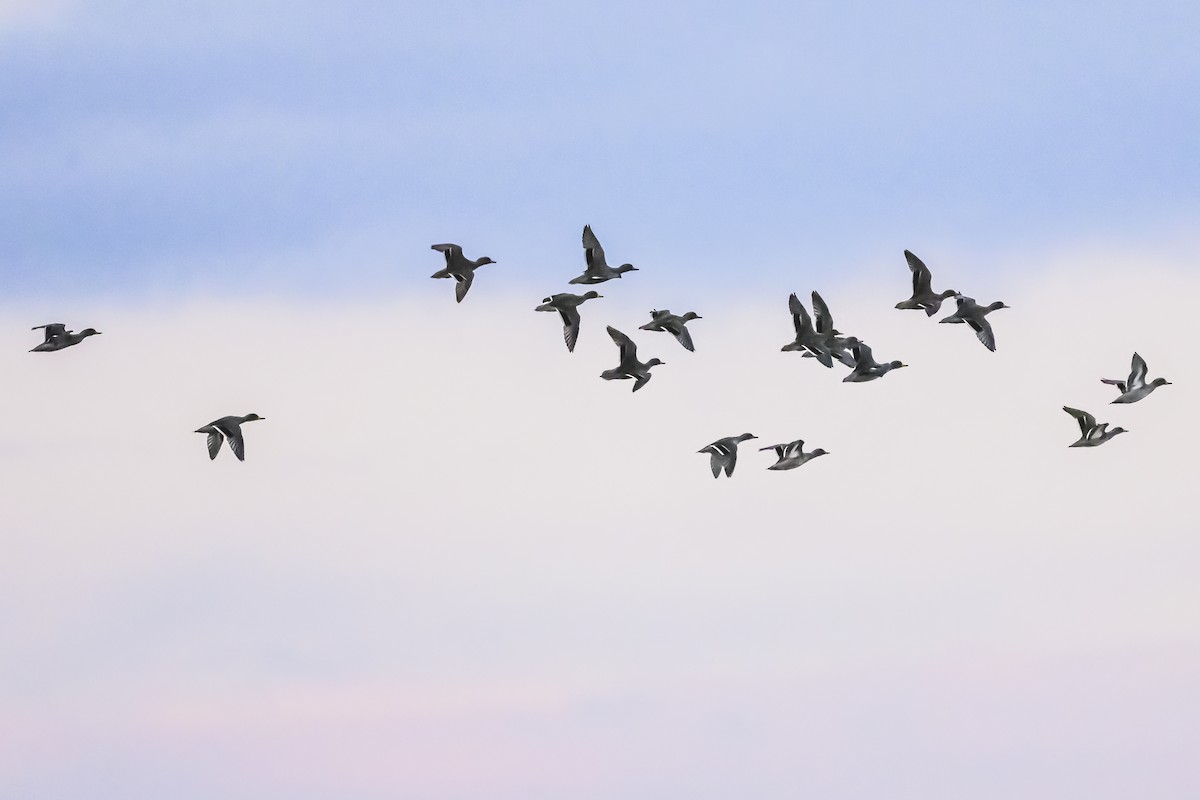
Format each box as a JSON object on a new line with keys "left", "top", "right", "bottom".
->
{"left": 781, "top": 293, "right": 834, "bottom": 367}
{"left": 600, "top": 326, "right": 664, "bottom": 392}
{"left": 29, "top": 323, "right": 101, "bottom": 352}
{"left": 840, "top": 337, "right": 907, "bottom": 382}
{"left": 195, "top": 414, "right": 266, "bottom": 461}
{"left": 1102, "top": 352, "right": 1171, "bottom": 404}
{"left": 808, "top": 291, "right": 856, "bottom": 367}
{"left": 569, "top": 225, "right": 638, "bottom": 284}
{"left": 698, "top": 433, "right": 757, "bottom": 478}
{"left": 430, "top": 243, "right": 496, "bottom": 303}
{"left": 895, "top": 250, "right": 958, "bottom": 316}
{"left": 759, "top": 439, "right": 829, "bottom": 470}
{"left": 535, "top": 291, "right": 602, "bottom": 352}
{"left": 939, "top": 294, "right": 1010, "bottom": 352}
{"left": 638, "top": 309, "right": 702, "bottom": 352}
{"left": 1063, "top": 406, "right": 1127, "bottom": 448}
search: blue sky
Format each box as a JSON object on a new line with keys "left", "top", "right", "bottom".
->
{"left": 3, "top": 0, "right": 1198, "bottom": 297}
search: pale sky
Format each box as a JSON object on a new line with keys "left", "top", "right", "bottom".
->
{"left": 2, "top": 2, "right": 1199, "bottom": 799}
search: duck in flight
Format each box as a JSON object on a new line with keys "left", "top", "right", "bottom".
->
{"left": 895, "top": 250, "right": 958, "bottom": 316}
{"left": 781, "top": 292, "right": 834, "bottom": 367}
{"left": 808, "top": 291, "right": 856, "bottom": 367}
{"left": 569, "top": 225, "right": 637, "bottom": 284}
{"left": 600, "top": 326, "right": 664, "bottom": 392}
{"left": 535, "top": 291, "right": 602, "bottom": 352}
{"left": 840, "top": 337, "right": 907, "bottom": 382}
{"left": 638, "top": 309, "right": 702, "bottom": 352}
{"left": 1102, "top": 353, "right": 1171, "bottom": 404}
{"left": 195, "top": 414, "right": 266, "bottom": 461}
{"left": 1063, "top": 406, "right": 1126, "bottom": 448}
{"left": 939, "top": 294, "right": 1009, "bottom": 352}
{"left": 760, "top": 439, "right": 829, "bottom": 470}
{"left": 430, "top": 243, "right": 496, "bottom": 303}
{"left": 29, "top": 323, "right": 102, "bottom": 352}
{"left": 699, "top": 433, "right": 757, "bottom": 478}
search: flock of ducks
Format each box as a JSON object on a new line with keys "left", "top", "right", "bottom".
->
{"left": 1064, "top": 352, "right": 1171, "bottom": 447}
{"left": 28, "top": 230, "right": 1172, "bottom": 469}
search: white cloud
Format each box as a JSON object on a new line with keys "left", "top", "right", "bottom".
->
{"left": 1, "top": 245, "right": 1198, "bottom": 797}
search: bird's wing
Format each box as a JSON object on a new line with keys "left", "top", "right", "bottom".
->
{"left": 431, "top": 243, "right": 464, "bottom": 269}
{"left": 788, "top": 293, "right": 812, "bottom": 335}
{"left": 1100, "top": 378, "right": 1128, "bottom": 393}
{"left": 606, "top": 326, "right": 637, "bottom": 362}
{"left": 811, "top": 291, "right": 835, "bottom": 334}
{"left": 852, "top": 341, "right": 875, "bottom": 366}
{"left": 808, "top": 345, "right": 834, "bottom": 368}
{"left": 224, "top": 425, "right": 246, "bottom": 461}
{"left": 966, "top": 316, "right": 996, "bottom": 352}
{"left": 640, "top": 309, "right": 669, "bottom": 331}
{"left": 1129, "top": 352, "right": 1148, "bottom": 388}
{"left": 708, "top": 452, "right": 723, "bottom": 478}
{"left": 199, "top": 428, "right": 224, "bottom": 460}
{"left": 558, "top": 305, "right": 581, "bottom": 352}
{"left": 1063, "top": 406, "right": 1095, "bottom": 438}
{"left": 664, "top": 321, "right": 694, "bottom": 352}
{"left": 582, "top": 225, "right": 607, "bottom": 269}
{"left": 724, "top": 448, "right": 738, "bottom": 477}
{"left": 904, "top": 250, "right": 932, "bottom": 295}
{"left": 759, "top": 443, "right": 788, "bottom": 458}
{"left": 832, "top": 343, "right": 857, "bottom": 368}
{"left": 454, "top": 271, "right": 475, "bottom": 303}
{"left": 33, "top": 323, "right": 68, "bottom": 341}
